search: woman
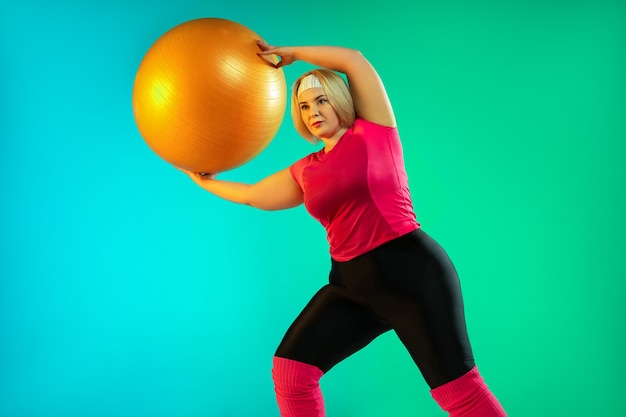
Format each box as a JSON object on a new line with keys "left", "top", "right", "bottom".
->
{"left": 180, "top": 41, "right": 507, "bottom": 417}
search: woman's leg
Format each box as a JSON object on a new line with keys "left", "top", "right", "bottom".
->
{"left": 332, "top": 229, "right": 506, "bottom": 416}
{"left": 272, "top": 357, "right": 325, "bottom": 417}
{"left": 430, "top": 366, "right": 507, "bottom": 417}
{"left": 365, "top": 229, "right": 475, "bottom": 387}
{"left": 273, "top": 229, "right": 506, "bottom": 416}
{"left": 273, "top": 284, "right": 391, "bottom": 417}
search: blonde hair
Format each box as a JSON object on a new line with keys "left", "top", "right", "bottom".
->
{"left": 291, "top": 69, "right": 356, "bottom": 143}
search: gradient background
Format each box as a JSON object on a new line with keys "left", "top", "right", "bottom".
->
{"left": 1, "top": 0, "right": 625, "bottom": 416}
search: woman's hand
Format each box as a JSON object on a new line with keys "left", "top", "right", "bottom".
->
{"left": 257, "top": 40, "right": 296, "bottom": 68}
{"left": 177, "top": 167, "right": 217, "bottom": 186}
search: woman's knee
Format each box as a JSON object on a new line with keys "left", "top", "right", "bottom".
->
{"left": 272, "top": 356, "right": 324, "bottom": 395}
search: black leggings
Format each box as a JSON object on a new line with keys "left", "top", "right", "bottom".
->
{"left": 275, "top": 229, "right": 476, "bottom": 389}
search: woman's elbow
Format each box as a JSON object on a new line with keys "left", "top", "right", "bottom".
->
{"left": 347, "top": 49, "right": 367, "bottom": 65}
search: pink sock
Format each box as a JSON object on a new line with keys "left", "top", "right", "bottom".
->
{"left": 272, "top": 356, "right": 325, "bottom": 417}
{"left": 431, "top": 367, "right": 507, "bottom": 417}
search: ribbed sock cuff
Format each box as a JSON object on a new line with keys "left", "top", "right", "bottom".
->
{"left": 431, "top": 367, "right": 483, "bottom": 408}
{"left": 273, "top": 356, "right": 325, "bottom": 417}
{"left": 430, "top": 366, "right": 507, "bottom": 417}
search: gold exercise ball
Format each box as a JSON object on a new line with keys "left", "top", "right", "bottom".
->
{"left": 132, "top": 18, "right": 286, "bottom": 173}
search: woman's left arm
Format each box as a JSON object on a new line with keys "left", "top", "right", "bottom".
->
{"left": 258, "top": 42, "right": 396, "bottom": 128}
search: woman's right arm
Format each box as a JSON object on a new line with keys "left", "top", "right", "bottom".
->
{"left": 180, "top": 167, "right": 303, "bottom": 211}
{"left": 257, "top": 41, "right": 396, "bottom": 128}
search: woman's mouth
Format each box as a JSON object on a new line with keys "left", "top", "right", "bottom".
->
{"left": 311, "top": 121, "right": 323, "bottom": 128}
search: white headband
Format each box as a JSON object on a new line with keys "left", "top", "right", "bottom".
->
{"left": 297, "top": 74, "right": 324, "bottom": 97}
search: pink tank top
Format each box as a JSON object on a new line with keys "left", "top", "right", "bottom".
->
{"left": 290, "top": 118, "right": 419, "bottom": 261}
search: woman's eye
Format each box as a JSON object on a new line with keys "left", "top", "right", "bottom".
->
{"left": 300, "top": 105, "right": 308, "bottom": 111}
{"left": 318, "top": 99, "right": 327, "bottom": 105}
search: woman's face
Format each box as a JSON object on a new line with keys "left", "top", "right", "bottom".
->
{"left": 298, "top": 87, "right": 344, "bottom": 140}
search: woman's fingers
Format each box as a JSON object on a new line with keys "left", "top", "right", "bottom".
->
{"left": 256, "top": 40, "right": 295, "bottom": 68}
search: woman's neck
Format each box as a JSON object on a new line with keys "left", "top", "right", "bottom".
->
{"left": 321, "top": 126, "right": 349, "bottom": 153}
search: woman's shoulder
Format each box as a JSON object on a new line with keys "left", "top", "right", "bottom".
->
{"left": 291, "top": 147, "right": 324, "bottom": 167}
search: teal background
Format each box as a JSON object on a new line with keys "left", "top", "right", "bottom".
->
{"left": 1, "top": 0, "right": 625, "bottom": 416}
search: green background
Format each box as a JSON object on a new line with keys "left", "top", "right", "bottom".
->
{"left": 1, "top": 0, "right": 624, "bottom": 416}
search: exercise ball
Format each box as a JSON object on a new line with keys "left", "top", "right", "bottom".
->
{"left": 132, "top": 18, "right": 286, "bottom": 173}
